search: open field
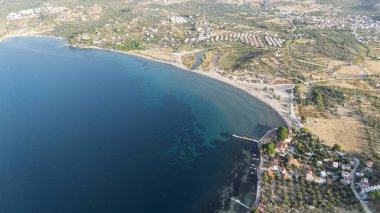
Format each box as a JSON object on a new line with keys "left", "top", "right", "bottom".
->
{"left": 317, "top": 79, "right": 378, "bottom": 94}
{"left": 305, "top": 117, "right": 369, "bottom": 153}
{"left": 264, "top": 18, "right": 289, "bottom": 26}
{"left": 335, "top": 64, "right": 366, "bottom": 79}
{"left": 365, "top": 60, "right": 380, "bottom": 74}
{"left": 295, "top": 38, "right": 314, "bottom": 44}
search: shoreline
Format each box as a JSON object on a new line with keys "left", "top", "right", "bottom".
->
{"left": 74, "top": 45, "right": 293, "bottom": 128}
{"left": 0, "top": 34, "right": 292, "bottom": 128}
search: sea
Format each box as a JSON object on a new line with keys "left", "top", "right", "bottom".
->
{"left": 0, "top": 37, "right": 283, "bottom": 213}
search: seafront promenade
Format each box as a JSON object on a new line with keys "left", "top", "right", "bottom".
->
{"left": 250, "top": 128, "right": 278, "bottom": 212}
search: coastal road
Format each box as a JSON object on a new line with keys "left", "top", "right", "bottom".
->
{"left": 289, "top": 86, "right": 301, "bottom": 128}
{"left": 250, "top": 128, "right": 277, "bottom": 212}
{"left": 251, "top": 154, "right": 264, "bottom": 212}
{"left": 351, "top": 157, "right": 372, "bottom": 213}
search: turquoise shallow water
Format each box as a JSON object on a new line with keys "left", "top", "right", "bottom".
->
{"left": 0, "top": 37, "right": 283, "bottom": 213}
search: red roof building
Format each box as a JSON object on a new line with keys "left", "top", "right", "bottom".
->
{"left": 275, "top": 140, "right": 288, "bottom": 153}
{"left": 288, "top": 157, "right": 301, "bottom": 168}
{"left": 273, "top": 158, "right": 280, "bottom": 164}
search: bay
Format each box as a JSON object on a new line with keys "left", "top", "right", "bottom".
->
{"left": 0, "top": 37, "right": 283, "bottom": 213}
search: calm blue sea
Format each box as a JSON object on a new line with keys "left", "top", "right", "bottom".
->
{"left": 0, "top": 37, "right": 282, "bottom": 213}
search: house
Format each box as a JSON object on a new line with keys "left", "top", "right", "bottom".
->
{"left": 314, "top": 176, "right": 320, "bottom": 183}
{"left": 319, "top": 178, "right": 326, "bottom": 184}
{"left": 342, "top": 171, "right": 351, "bottom": 178}
{"left": 258, "top": 202, "right": 265, "bottom": 212}
{"left": 284, "top": 172, "right": 292, "bottom": 180}
{"left": 342, "top": 171, "right": 351, "bottom": 185}
{"left": 273, "top": 158, "right": 280, "bottom": 165}
{"left": 317, "top": 161, "right": 323, "bottom": 166}
{"left": 361, "top": 178, "right": 369, "bottom": 188}
{"left": 320, "top": 171, "right": 327, "bottom": 178}
{"left": 342, "top": 163, "right": 351, "bottom": 170}
{"left": 356, "top": 172, "right": 364, "bottom": 177}
{"left": 333, "top": 162, "right": 339, "bottom": 168}
{"left": 280, "top": 166, "right": 287, "bottom": 174}
{"left": 275, "top": 140, "right": 288, "bottom": 153}
{"left": 288, "top": 157, "right": 301, "bottom": 168}
{"left": 306, "top": 170, "right": 314, "bottom": 181}
{"left": 366, "top": 160, "right": 374, "bottom": 168}
{"left": 343, "top": 176, "right": 351, "bottom": 185}
{"left": 267, "top": 170, "right": 275, "bottom": 178}
{"left": 280, "top": 166, "right": 291, "bottom": 179}
{"left": 285, "top": 129, "right": 292, "bottom": 143}
{"left": 272, "top": 165, "right": 278, "bottom": 171}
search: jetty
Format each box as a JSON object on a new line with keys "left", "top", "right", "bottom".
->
{"left": 232, "top": 134, "right": 260, "bottom": 143}
{"left": 230, "top": 197, "right": 250, "bottom": 210}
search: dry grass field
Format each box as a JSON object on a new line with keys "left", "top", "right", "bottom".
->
{"left": 319, "top": 80, "right": 378, "bottom": 94}
{"left": 335, "top": 65, "right": 366, "bottom": 79}
{"left": 305, "top": 116, "right": 369, "bottom": 153}
{"left": 365, "top": 60, "right": 380, "bottom": 74}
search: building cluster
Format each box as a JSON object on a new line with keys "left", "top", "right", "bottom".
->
{"left": 301, "top": 14, "right": 380, "bottom": 43}
{"left": 355, "top": 159, "right": 379, "bottom": 197}
{"left": 6, "top": 6, "right": 67, "bottom": 20}
{"left": 205, "top": 33, "right": 285, "bottom": 48}
{"left": 169, "top": 16, "right": 194, "bottom": 24}
{"left": 272, "top": 156, "right": 356, "bottom": 185}
{"left": 264, "top": 128, "right": 361, "bottom": 187}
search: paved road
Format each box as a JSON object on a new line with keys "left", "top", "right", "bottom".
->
{"left": 289, "top": 86, "right": 301, "bottom": 127}
{"left": 351, "top": 157, "right": 372, "bottom": 213}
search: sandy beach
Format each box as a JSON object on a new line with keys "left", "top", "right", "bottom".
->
{"left": 74, "top": 43, "right": 294, "bottom": 127}
{"left": 0, "top": 34, "right": 293, "bottom": 128}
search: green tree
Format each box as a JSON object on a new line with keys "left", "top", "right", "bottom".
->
{"left": 301, "top": 127, "right": 309, "bottom": 133}
{"left": 313, "top": 90, "right": 323, "bottom": 109}
{"left": 263, "top": 174, "right": 269, "bottom": 182}
{"left": 277, "top": 126, "right": 288, "bottom": 141}
{"left": 368, "top": 190, "right": 380, "bottom": 200}
{"left": 294, "top": 85, "right": 301, "bottom": 96}
{"left": 267, "top": 143, "right": 275, "bottom": 155}
{"left": 332, "top": 144, "right": 341, "bottom": 152}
